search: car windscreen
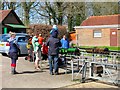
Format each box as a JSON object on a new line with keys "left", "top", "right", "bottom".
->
{"left": 0, "top": 34, "right": 8, "bottom": 41}
{"left": 17, "top": 37, "right": 28, "bottom": 42}
{"left": 1, "top": 36, "right": 10, "bottom": 42}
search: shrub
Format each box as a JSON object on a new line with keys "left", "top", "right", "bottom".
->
{"left": 27, "top": 24, "right": 67, "bottom": 41}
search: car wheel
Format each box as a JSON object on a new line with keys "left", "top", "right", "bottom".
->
{"left": 2, "top": 53, "right": 7, "bottom": 56}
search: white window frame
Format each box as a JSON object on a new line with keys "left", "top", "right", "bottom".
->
{"left": 93, "top": 30, "right": 102, "bottom": 38}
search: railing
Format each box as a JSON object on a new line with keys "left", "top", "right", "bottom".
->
{"left": 59, "top": 50, "right": 119, "bottom": 85}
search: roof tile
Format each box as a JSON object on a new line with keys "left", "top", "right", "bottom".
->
{"left": 81, "top": 14, "right": 120, "bottom": 26}
{"left": 0, "top": 9, "right": 12, "bottom": 23}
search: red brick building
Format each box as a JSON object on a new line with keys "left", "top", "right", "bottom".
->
{"left": 74, "top": 14, "right": 120, "bottom": 46}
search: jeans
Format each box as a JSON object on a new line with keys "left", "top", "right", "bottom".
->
{"left": 48, "top": 55, "right": 59, "bottom": 73}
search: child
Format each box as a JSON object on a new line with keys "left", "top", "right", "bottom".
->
{"left": 25, "top": 36, "right": 33, "bottom": 62}
{"left": 41, "top": 42, "right": 48, "bottom": 60}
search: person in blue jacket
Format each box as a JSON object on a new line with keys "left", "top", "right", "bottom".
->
{"left": 60, "top": 35, "right": 69, "bottom": 49}
{"left": 8, "top": 32, "right": 19, "bottom": 74}
{"left": 46, "top": 29, "right": 61, "bottom": 75}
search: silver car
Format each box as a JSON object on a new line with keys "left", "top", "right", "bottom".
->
{"left": 0, "top": 34, "right": 29, "bottom": 56}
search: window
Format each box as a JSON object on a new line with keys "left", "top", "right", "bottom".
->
{"left": 93, "top": 30, "right": 102, "bottom": 38}
{"left": 18, "top": 37, "right": 27, "bottom": 42}
{"left": 1, "top": 36, "right": 9, "bottom": 42}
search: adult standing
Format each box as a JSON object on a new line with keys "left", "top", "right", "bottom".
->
{"left": 8, "top": 32, "right": 19, "bottom": 74}
{"left": 46, "top": 27, "right": 61, "bottom": 75}
{"left": 60, "top": 35, "right": 69, "bottom": 49}
{"left": 32, "top": 33, "right": 41, "bottom": 70}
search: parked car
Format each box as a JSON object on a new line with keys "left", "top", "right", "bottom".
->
{"left": 0, "top": 33, "right": 29, "bottom": 39}
{"left": 0, "top": 33, "right": 29, "bottom": 56}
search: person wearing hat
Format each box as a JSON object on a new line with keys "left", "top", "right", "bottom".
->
{"left": 46, "top": 29, "right": 61, "bottom": 75}
{"left": 50, "top": 25, "right": 59, "bottom": 35}
{"left": 8, "top": 32, "right": 19, "bottom": 74}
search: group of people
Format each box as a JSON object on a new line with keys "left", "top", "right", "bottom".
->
{"left": 8, "top": 25, "right": 69, "bottom": 75}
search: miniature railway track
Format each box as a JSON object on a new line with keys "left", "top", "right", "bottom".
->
{"left": 59, "top": 48, "right": 120, "bottom": 86}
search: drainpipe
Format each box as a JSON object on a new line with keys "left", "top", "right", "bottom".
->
{"left": 76, "top": 30, "right": 79, "bottom": 47}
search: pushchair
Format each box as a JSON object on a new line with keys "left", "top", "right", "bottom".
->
{"left": 25, "top": 48, "right": 34, "bottom": 62}
{"left": 25, "top": 36, "right": 34, "bottom": 62}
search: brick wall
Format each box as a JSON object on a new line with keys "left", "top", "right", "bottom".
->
{"left": 76, "top": 28, "right": 110, "bottom": 46}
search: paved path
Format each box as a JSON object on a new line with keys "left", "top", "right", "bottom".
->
{"left": 1, "top": 54, "right": 119, "bottom": 88}
{"left": 64, "top": 82, "right": 118, "bottom": 88}
{"left": 2, "top": 54, "right": 78, "bottom": 88}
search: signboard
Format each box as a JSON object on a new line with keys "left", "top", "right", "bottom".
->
{"left": 112, "top": 32, "right": 116, "bottom": 35}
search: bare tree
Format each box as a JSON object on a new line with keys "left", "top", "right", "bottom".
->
{"left": 0, "top": 1, "right": 5, "bottom": 10}
{"left": 1, "top": 0, "right": 20, "bottom": 10}
{"left": 34, "top": 2, "right": 67, "bottom": 25}
{"left": 93, "top": 2, "right": 119, "bottom": 16}
{"left": 21, "top": 2, "right": 36, "bottom": 26}
{"left": 64, "top": 2, "right": 86, "bottom": 31}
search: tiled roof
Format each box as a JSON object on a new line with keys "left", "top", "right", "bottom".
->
{"left": 0, "top": 9, "right": 12, "bottom": 23}
{"left": 81, "top": 14, "right": 120, "bottom": 26}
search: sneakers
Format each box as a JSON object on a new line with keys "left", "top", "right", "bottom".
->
{"left": 35, "top": 66, "right": 42, "bottom": 71}
{"left": 11, "top": 71, "right": 19, "bottom": 75}
{"left": 11, "top": 67, "right": 19, "bottom": 75}
{"left": 35, "top": 67, "right": 41, "bottom": 70}
{"left": 50, "top": 72, "right": 54, "bottom": 75}
{"left": 54, "top": 72, "right": 59, "bottom": 75}
{"left": 50, "top": 72, "right": 59, "bottom": 75}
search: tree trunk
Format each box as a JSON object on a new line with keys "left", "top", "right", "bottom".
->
{"left": 24, "top": 9, "right": 30, "bottom": 26}
{"left": 57, "top": 2, "right": 63, "bottom": 25}
{"left": 75, "top": 14, "right": 81, "bottom": 26}
{"left": 57, "top": 9, "right": 63, "bottom": 25}
{"left": 68, "top": 15, "right": 73, "bottom": 32}
{"left": 21, "top": 2, "right": 34, "bottom": 26}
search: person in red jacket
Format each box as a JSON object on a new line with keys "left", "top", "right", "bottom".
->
{"left": 41, "top": 42, "right": 48, "bottom": 60}
{"left": 38, "top": 34, "right": 44, "bottom": 45}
